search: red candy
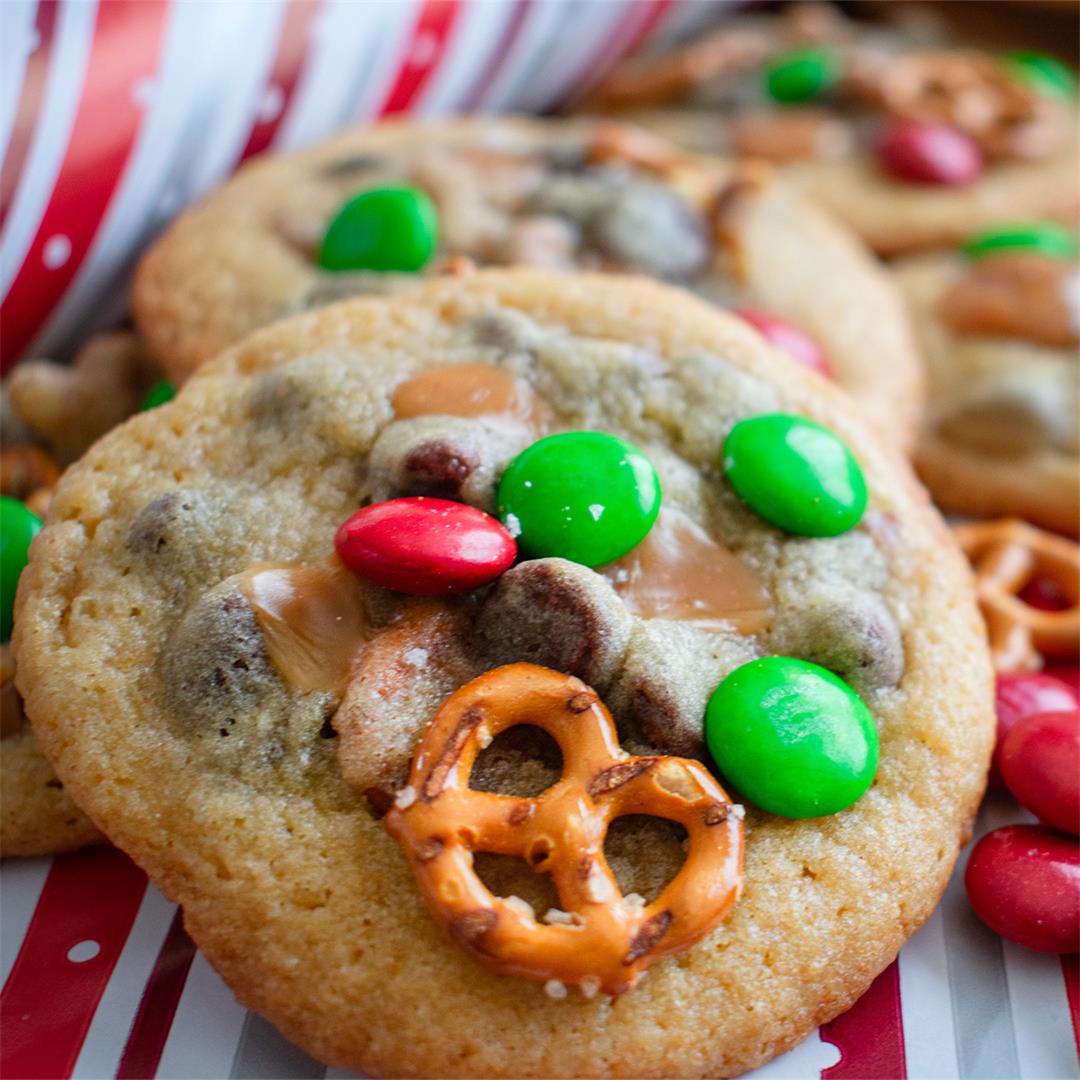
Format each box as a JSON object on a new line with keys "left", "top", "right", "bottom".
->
{"left": 877, "top": 120, "right": 983, "bottom": 186}
{"left": 992, "top": 673, "right": 1079, "bottom": 787}
{"left": 965, "top": 825, "right": 1080, "bottom": 953}
{"left": 335, "top": 497, "right": 516, "bottom": 596}
{"left": 1001, "top": 709, "right": 1080, "bottom": 834}
{"left": 735, "top": 310, "right": 833, "bottom": 378}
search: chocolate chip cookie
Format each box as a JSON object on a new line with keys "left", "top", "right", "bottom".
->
{"left": 583, "top": 5, "right": 1079, "bottom": 256}
{"left": 133, "top": 116, "right": 922, "bottom": 448}
{"left": 17, "top": 271, "right": 991, "bottom": 1077}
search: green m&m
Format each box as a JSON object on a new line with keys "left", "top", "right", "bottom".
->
{"left": 723, "top": 413, "right": 867, "bottom": 537}
{"left": 763, "top": 47, "right": 841, "bottom": 104}
{"left": 319, "top": 185, "right": 438, "bottom": 273}
{"left": 1005, "top": 50, "right": 1077, "bottom": 99}
{"left": 705, "top": 657, "right": 879, "bottom": 818}
{"left": 962, "top": 222, "right": 1079, "bottom": 262}
{"left": 497, "top": 432, "right": 661, "bottom": 567}
{"left": 1, "top": 497, "right": 42, "bottom": 641}
{"left": 141, "top": 380, "right": 175, "bottom": 411}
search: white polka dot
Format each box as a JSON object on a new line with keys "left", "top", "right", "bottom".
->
{"left": 67, "top": 939, "right": 101, "bottom": 963}
{"left": 409, "top": 30, "right": 438, "bottom": 68}
{"left": 257, "top": 83, "right": 284, "bottom": 123}
{"left": 42, "top": 235, "right": 71, "bottom": 269}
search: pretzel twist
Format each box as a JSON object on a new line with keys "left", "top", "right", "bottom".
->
{"left": 385, "top": 663, "right": 744, "bottom": 996}
{"left": 954, "top": 519, "right": 1080, "bottom": 673}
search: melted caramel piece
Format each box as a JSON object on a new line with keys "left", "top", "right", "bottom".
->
{"left": 240, "top": 556, "right": 371, "bottom": 694}
{"left": 392, "top": 364, "right": 548, "bottom": 430}
{"left": 604, "top": 508, "right": 771, "bottom": 634}
{"left": 730, "top": 109, "right": 853, "bottom": 164}
{"left": 940, "top": 253, "right": 1079, "bottom": 349}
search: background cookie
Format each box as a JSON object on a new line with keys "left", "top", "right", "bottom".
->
{"left": 132, "top": 116, "right": 923, "bottom": 449}
{"left": 582, "top": 8, "right": 1079, "bottom": 256}
{"left": 895, "top": 249, "right": 1079, "bottom": 536}
{"left": 17, "top": 271, "right": 992, "bottom": 1077}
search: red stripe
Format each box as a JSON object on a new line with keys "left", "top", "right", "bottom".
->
{"left": 1064, "top": 955, "right": 1080, "bottom": 1065}
{"left": 238, "top": 0, "right": 322, "bottom": 162}
{"left": 377, "top": 0, "right": 462, "bottom": 117}
{"left": 460, "top": 0, "right": 533, "bottom": 112}
{"left": 0, "top": 0, "right": 59, "bottom": 229}
{"left": 115, "top": 909, "right": 197, "bottom": 1080}
{"left": 0, "top": 0, "right": 168, "bottom": 373}
{"left": 821, "top": 959, "right": 907, "bottom": 1079}
{"left": 0, "top": 848, "right": 148, "bottom": 1080}
{"left": 566, "top": 0, "right": 673, "bottom": 104}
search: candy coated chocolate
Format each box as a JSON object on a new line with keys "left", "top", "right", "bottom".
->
{"left": 992, "top": 673, "right": 1079, "bottom": 787}
{"left": 497, "top": 432, "right": 661, "bottom": 567}
{"left": 141, "top": 381, "right": 175, "bottom": 411}
{"left": 1001, "top": 709, "right": 1080, "bottom": 835}
{"left": 878, "top": 121, "right": 983, "bottom": 186}
{"left": 965, "top": 825, "right": 1080, "bottom": 953}
{"left": 319, "top": 186, "right": 438, "bottom": 273}
{"left": 736, "top": 310, "right": 833, "bottom": 378}
{"left": 1006, "top": 51, "right": 1078, "bottom": 99}
{"left": 723, "top": 414, "right": 866, "bottom": 537}
{"left": 963, "top": 222, "right": 1079, "bottom": 262}
{"left": 1, "top": 496, "right": 41, "bottom": 641}
{"left": 763, "top": 48, "right": 840, "bottom": 104}
{"left": 705, "top": 656, "right": 879, "bottom": 818}
{"left": 334, "top": 497, "right": 516, "bottom": 596}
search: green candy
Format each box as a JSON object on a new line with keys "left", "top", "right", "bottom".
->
{"left": 497, "top": 432, "right": 661, "bottom": 567}
{"left": 963, "top": 222, "right": 1079, "bottom": 262}
{"left": 1, "top": 497, "right": 42, "bottom": 642}
{"left": 1005, "top": 50, "right": 1077, "bottom": 99}
{"left": 705, "top": 656, "right": 879, "bottom": 819}
{"left": 141, "top": 380, "right": 175, "bottom": 411}
{"left": 723, "top": 413, "right": 867, "bottom": 537}
{"left": 319, "top": 185, "right": 438, "bottom": 272}
{"left": 763, "top": 47, "right": 840, "bottom": 103}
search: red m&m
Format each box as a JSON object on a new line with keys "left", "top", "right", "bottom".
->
{"left": 1000, "top": 709, "right": 1080, "bottom": 835}
{"left": 335, "top": 498, "right": 516, "bottom": 596}
{"left": 992, "top": 672, "right": 1078, "bottom": 787}
{"left": 878, "top": 120, "right": 983, "bottom": 186}
{"left": 965, "top": 825, "right": 1080, "bottom": 954}
{"left": 735, "top": 310, "right": 833, "bottom": 378}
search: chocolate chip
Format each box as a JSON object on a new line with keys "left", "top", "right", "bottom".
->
{"left": 369, "top": 417, "right": 529, "bottom": 514}
{"left": 318, "top": 153, "right": 386, "bottom": 178}
{"left": 475, "top": 559, "right": 632, "bottom": 690}
{"left": 127, "top": 490, "right": 215, "bottom": 567}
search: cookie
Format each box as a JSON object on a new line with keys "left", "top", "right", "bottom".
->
{"left": 582, "top": 6, "right": 1079, "bottom": 256}
{"left": 894, "top": 244, "right": 1079, "bottom": 536}
{"left": 1, "top": 644, "right": 102, "bottom": 855}
{"left": 18, "top": 270, "right": 991, "bottom": 1076}
{"left": 132, "top": 116, "right": 922, "bottom": 448}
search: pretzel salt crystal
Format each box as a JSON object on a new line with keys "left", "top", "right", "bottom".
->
{"left": 954, "top": 519, "right": 1080, "bottom": 672}
{"left": 385, "top": 663, "right": 744, "bottom": 996}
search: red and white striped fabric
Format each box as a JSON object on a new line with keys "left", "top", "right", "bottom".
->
{"left": 0, "top": 0, "right": 725, "bottom": 373}
{"left": 2, "top": 793, "right": 1077, "bottom": 1079}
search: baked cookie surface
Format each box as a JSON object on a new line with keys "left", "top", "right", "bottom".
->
{"left": 18, "top": 272, "right": 992, "bottom": 1077}
{"left": 133, "top": 117, "right": 922, "bottom": 448}
{"left": 583, "top": 8, "right": 1079, "bottom": 256}
{"left": 895, "top": 249, "right": 1079, "bottom": 536}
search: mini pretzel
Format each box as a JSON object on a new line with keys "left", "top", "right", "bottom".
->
{"left": 385, "top": 663, "right": 744, "bottom": 996}
{"left": 0, "top": 445, "right": 59, "bottom": 516}
{"left": 954, "top": 519, "right": 1080, "bottom": 672}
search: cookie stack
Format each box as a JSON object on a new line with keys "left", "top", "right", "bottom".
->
{"left": 2, "top": 6, "right": 1076, "bottom": 1076}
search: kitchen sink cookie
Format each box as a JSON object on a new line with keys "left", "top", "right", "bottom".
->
{"left": 582, "top": 5, "right": 1079, "bottom": 256}
{"left": 17, "top": 271, "right": 992, "bottom": 1077}
{"left": 894, "top": 223, "right": 1079, "bottom": 535}
{"left": 133, "top": 116, "right": 922, "bottom": 448}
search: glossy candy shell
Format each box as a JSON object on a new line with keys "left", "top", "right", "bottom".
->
{"left": 334, "top": 497, "right": 516, "bottom": 596}
{"left": 965, "top": 825, "right": 1080, "bottom": 954}
{"left": 1001, "top": 709, "right": 1080, "bottom": 835}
